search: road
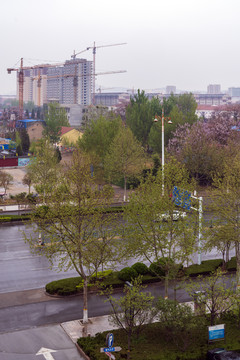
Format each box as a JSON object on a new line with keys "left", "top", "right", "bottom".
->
{"left": 0, "top": 220, "right": 236, "bottom": 360}
{"left": 0, "top": 223, "right": 77, "bottom": 293}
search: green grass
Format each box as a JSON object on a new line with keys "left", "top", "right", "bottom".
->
{"left": 77, "top": 317, "right": 240, "bottom": 360}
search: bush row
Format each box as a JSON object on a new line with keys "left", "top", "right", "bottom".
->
{"left": 0, "top": 214, "right": 31, "bottom": 222}
{"left": 45, "top": 258, "right": 236, "bottom": 296}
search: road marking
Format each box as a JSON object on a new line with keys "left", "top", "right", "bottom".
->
{"left": 36, "top": 347, "right": 57, "bottom": 360}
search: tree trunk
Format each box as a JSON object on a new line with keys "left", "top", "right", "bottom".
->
{"left": 236, "top": 242, "right": 240, "bottom": 293}
{"left": 127, "top": 329, "right": 132, "bottom": 360}
{"left": 123, "top": 176, "right": 127, "bottom": 202}
{"left": 164, "top": 273, "right": 169, "bottom": 299}
{"left": 83, "top": 277, "right": 88, "bottom": 324}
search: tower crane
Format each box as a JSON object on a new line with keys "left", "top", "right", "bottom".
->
{"left": 7, "top": 59, "right": 65, "bottom": 116}
{"left": 71, "top": 42, "right": 127, "bottom": 104}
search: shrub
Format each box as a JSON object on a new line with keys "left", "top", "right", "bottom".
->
{"left": 131, "top": 262, "right": 149, "bottom": 275}
{"left": 101, "top": 272, "right": 124, "bottom": 288}
{"left": 118, "top": 267, "right": 138, "bottom": 282}
{"left": 45, "top": 277, "right": 82, "bottom": 295}
{"left": 149, "top": 262, "right": 165, "bottom": 277}
{"left": 227, "top": 257, "right": 236, "bottom": 271}
{"left": 90, "top": 270, "right": 113, "bottom": 283}
{"left": 149, "top": 258, "right": 174, "bottom": 277}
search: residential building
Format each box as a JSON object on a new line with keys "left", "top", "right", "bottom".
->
{"left": 207, "top": 84, "right": 221, "bottom": 94}
{"left": 20, "top": 58, "right": 92, "bottom": 107}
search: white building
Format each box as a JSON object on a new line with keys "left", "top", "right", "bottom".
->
{"left": 20, "top": 58, "right": 92, "bottom": 107}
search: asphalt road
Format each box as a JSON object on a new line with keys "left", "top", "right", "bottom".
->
{"left": 0, "top": 223, "right": 77, "bottom": 293}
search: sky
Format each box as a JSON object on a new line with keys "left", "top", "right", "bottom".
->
{"left": 1, "top": 0, "right": 240, "bottom": 95}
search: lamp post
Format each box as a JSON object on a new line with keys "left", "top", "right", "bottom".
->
{"left": 154, "top": 108, "right": 172, "bottom": 195}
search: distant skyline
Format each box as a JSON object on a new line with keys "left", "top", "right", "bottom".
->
{"left": 1, "top": 0, "right": 240, "bottom": 95}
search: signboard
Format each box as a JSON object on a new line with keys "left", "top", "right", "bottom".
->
{"left": 100, "top": 347, "right": 122, "bottom": 353}
{"left": 208, "top": 324, "right": 225, "bottom": 341}
{"left": 100, "top": 333, "right": 121, "bottom": 357}
{"left": 106, "top": 333, "right": 114, "bottom": 348}
{"left": 172, "top": 186, "right": 191, "bottom": 210}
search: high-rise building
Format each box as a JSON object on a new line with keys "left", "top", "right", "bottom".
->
{"left": 207, "top": 84, "right": 221, "bottom": 94}
{"left": 20, "top": 58, "right": 92, "bottom": 107}
{"left": 166, "top": 86, "right": 176, "bottom": 94}
{"left": 228, "top": 87, "right": 240, "bottom": 97}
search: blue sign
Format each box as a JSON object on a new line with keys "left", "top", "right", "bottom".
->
{"left": 107, "top": 333, "right": 114, "bottom": 348}
{"left": 103, "top": 347, "right": 115, "bottom": 353}
{"left": 208, "top": 324, "right": 225, "bottom": 341}
{"left": 173, "top": 186, "right": 191, "bottom": 210}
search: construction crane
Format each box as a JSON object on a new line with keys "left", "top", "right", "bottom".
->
{"left": 7, "top": 59, "right": 65, "bottom": 116}
{"left": 7, "top": 58, "right": 24, "bottom": 120}
{"left": 71, "top": 42, "right": 127, "bottom": 104}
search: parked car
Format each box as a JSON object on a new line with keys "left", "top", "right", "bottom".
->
{"left": 207, "top": 348, "right": 240, "bottom": 359}
{"left": 155, "top": 210, "right": 187, "bottom": 222}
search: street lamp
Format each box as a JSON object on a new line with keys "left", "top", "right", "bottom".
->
{"left": 154, "top": 108, "right": 172, "bottom": 195}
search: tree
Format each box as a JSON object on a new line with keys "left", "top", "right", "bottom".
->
{"left": 31, "top": 108, "right": 35, "bottom": 119}
{"left": 104, "top": 126, "right": 145, "bottom": 201}
{"left": 15, "top": 131, "right": 23, "bottom": 156}
{"left": 126, "top": 90, "right": 153, "bottom": 148}
{"left": 0, "top": 171, "right": 13, "bottom": 194}
{"left": 22, "top": 173, "right": 32, "bottom": 194}
{"left": 168, "top": 112, "right": 240, "bottom": 185}
{"left": 207, "top": 153, "right": 240, "bottom": 290}
{"left": 186, "top": 269, "right": 236, "bottom": 326}
{"left": 78, "top": 115, "right": 122, "bottom": 183}
{"left": 18, "top": 128, "right": 30, "bottom": 153}
{"left": 148, "top": 93, "right": 197, "bottom": 155}
{"left": 123, "top": 157, "right": 197, "bottom": 298}
{"left": 43, "top": 103, "right": 69, "bottom": 143}
{"left": 24, "top": 150, "right": 124, "bottom": 325}
{"left": 26, "top": 139, "right": 60, "bottom": 201}
{"left": 104, "top": 277, "right": 154, "bottom": 359}
{"left": 156, "top": 297, "right": 204, "bottom": 352}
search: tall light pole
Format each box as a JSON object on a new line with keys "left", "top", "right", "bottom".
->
{"left": 154, "top": 108, "right": 172, "bottom": 195}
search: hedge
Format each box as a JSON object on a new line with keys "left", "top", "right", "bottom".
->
{"left": 45, "top": 277, "right": 82, "bottom": 295}
{"left": 227, "top": 257, "right": 237, "bottom": 271}
{"left": 185, "top": 259, "right": 223, "bottom": 277}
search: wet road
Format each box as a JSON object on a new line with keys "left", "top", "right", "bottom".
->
{"left": 0, "top": 223, "right": 77, "bottom": 293}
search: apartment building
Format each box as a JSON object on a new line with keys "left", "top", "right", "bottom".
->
{"left": 20, "top": 58, "right": 92, "bottom": 107}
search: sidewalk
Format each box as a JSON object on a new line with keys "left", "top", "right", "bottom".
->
{"left": 0, "top": 204, "right": 31, "bottom": 212}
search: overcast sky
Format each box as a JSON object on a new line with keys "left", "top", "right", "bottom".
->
{"left": 1, "top": 0, "right": 240, "bottom": 95}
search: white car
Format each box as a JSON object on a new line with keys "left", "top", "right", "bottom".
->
{"left": 155, "top": 210, "right": 187, "bottom": 222}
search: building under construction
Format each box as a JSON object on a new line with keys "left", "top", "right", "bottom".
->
{"left": 16, "top": 58, "right": 93, "bottom": 107}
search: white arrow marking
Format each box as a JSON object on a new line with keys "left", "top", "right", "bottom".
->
{"left": 36, "top": 347, "right": 57, "bottom": 360}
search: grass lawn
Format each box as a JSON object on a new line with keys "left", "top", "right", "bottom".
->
{"left": 78, "top": 317, "right": 240, "bottom": 360}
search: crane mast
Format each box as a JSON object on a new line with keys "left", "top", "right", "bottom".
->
{"left": 71, "top": 41, "right": 127, "bottom": 104}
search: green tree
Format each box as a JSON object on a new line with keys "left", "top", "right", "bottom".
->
{"left": 27, "top": 139, "right": 60, "bottom": 201}
{"left": 104, "top": 126, "right": 145, "bottom": 201}
{"left": 43, "top": 103, "right": 69, "bottom": 143}
{"left": 22, "top": 173, "right": 32, "bottom": 194}
{"left": 31, "top": 108, "right": 35, "bottom": 119}
{"left": 15, "top": 131, "right": 23, "bottom": 156}
{"left": 18, "top": 128, "right": 30, "bottom": 153}
{"left": 0, "top": 171, "right": 13, "bottom": 194}
{"left": 124, "top": 157, "right": 196, "bottom": 298}
{"left": 207, "top": 153, "right": 240, "bottom": 289}
{"left": 126, "top": 90, "right": 153, "bottom": 148}
{"left": 25, "top": 150, "right": 123, "bottom": 325}
{"left": 78, "top": 116, "right": 122, "bottom": 183}
{"left": 105, "top": 277, "right": 154, "bottom": 359}
{"left": 156, "top": 297, "right": 204, "bottom": 352}
{"left": 186, "top": 269, "right": 236, "bottom": 326}
{"left": 148, "top": 94, "right": 197, "bottom": 156}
